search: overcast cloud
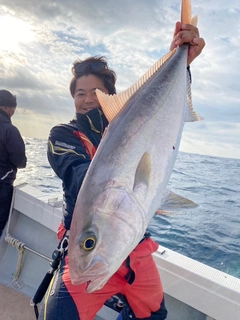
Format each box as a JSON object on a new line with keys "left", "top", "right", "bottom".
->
{"left": 0, "top": 0, "right": 240, "bottom": 159}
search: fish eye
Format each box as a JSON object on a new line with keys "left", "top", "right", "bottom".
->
{"left": 80, "top": 233, "right": 97, "bottom": 251}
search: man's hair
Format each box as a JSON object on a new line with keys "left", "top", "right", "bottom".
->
{"left": 0, "top": 89, "right": 17, "bottom": 108}
{"left": 69, "top": 56, "right": 117, "bottom": 97}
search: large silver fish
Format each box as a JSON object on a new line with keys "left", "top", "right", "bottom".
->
{"left": 68, "top": 0, "right": 202, "bottom": 293}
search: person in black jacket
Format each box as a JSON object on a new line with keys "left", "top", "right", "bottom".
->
{"left": 43, "top": 56, "right": 167, "bottom": 320}
{"left": 40, "top": 21, "right": 205, "bottom": 320}
{"left": 0, "top": 90, "right": 27, "bottom": 237}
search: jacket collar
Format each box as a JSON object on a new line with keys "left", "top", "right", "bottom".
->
{"left": 0, "top": 109, "right": 11, "bottom": 122}
{"left": 72, "top": 107, "right": 108, "bottom": 135}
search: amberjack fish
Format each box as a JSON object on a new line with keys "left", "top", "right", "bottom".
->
{"left": 68, "top": 0, "right": 202, "bottom": 293}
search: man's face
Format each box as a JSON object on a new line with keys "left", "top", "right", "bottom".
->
{"left": 73, "top": 74, "right": 109, "bottom": 114}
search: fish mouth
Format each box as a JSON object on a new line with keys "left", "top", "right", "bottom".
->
{"left": 86, "top": 275, "right": 111, "bottom": 293}
{"left": 70, "top": 255, "right": 110, "bottom": 288}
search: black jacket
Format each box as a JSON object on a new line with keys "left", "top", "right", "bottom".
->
{"left": 0, "top": 109, "right": 27, "bottom": 184}
{"left": 47, "top": 108, "right": 108, "bottom": 229}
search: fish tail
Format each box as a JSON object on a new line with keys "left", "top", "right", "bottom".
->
{"left": 181, "top": 0, "right": 192, "bottom": 24}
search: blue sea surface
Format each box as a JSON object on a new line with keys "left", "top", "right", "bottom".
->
{"left": 149, "top": 152, "right": 240, "bottom": 279}
{"left": 16, "top": 137, "right": 240, "bottom": 279}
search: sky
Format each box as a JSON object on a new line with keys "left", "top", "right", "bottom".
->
{"left": 0, "top": 0, "right": 240, "bottom": 159}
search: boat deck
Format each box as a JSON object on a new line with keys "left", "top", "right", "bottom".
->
{"left": 0, "top": 284, "right": 34, "bottom": 320}
{"left": 0, "top": 283, "right": 118, "bottom": 320}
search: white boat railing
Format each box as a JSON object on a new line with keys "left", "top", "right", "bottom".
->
{"left": 0, "top": 183, "right": 239, "bottom": 320}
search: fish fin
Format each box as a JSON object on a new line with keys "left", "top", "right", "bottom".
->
{"left": 133, "top": 152, "right": 151, "bottom": 193}
{"left": 185, "top": 71, "right": 204, "bottom": 122}
{"left": 181, "top": 1, "right": 201, "bottom": 122}
{"left": 181, "top": 0, "right": 192, "bottom": 24}
{"left": 191, "top": 15, "right": 198, "bottom": 27}
{"left": 158, "top": 189, "right": 198, "bottom": 212}
{"left": 96, "top": 49, "right": 176, "bottom": 123}
{"left": 181, "top": 0, "right": 198, "bottom": 26}
{"left": 155, "top": 209, "right": 181, "bottom": 216}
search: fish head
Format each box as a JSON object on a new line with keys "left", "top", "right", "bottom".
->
{"left": 68, "top": 182, "right": 146, "bottom": 293}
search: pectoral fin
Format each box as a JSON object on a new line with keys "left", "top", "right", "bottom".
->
{"left": 133, "top": 152, "right": 151, "bottom": 194}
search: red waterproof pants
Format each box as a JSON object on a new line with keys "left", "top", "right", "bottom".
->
{"left": 39, "top": 225, "right": 164, "bottom": 320}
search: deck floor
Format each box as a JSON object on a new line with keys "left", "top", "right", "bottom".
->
{"left": 0, "top": 283, "right": 35, "bottom": 320}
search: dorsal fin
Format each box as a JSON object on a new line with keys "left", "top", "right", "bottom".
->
{"left": 96, "top": 0, "right": 198, "bottom": 123}
{"left": 96, "top": 49, "right": 176, "bottom": 123}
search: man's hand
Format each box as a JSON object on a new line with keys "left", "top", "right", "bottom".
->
{"left": 170, "top": 21, "right": 205, "bottom": 65}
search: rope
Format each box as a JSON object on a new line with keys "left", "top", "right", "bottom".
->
{"left": 5, "top": 234, "right": 26, "bottom": 284}
{"left": 4, "top": 184, "right": 27, "bottom": 284}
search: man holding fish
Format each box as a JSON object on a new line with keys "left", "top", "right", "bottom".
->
{"left": 40, "top": 1, "right": 205, "bottom": 319}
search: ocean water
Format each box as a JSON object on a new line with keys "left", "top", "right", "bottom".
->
{"left": 16, "top": 137, "right": 240, "bottom": 279}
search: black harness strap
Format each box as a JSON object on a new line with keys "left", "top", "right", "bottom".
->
{"left": 31, "top": 235, "right": 68, "bottom": 319}
{"left": 125, "top": 256, "right": 135, "bottom": 284}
